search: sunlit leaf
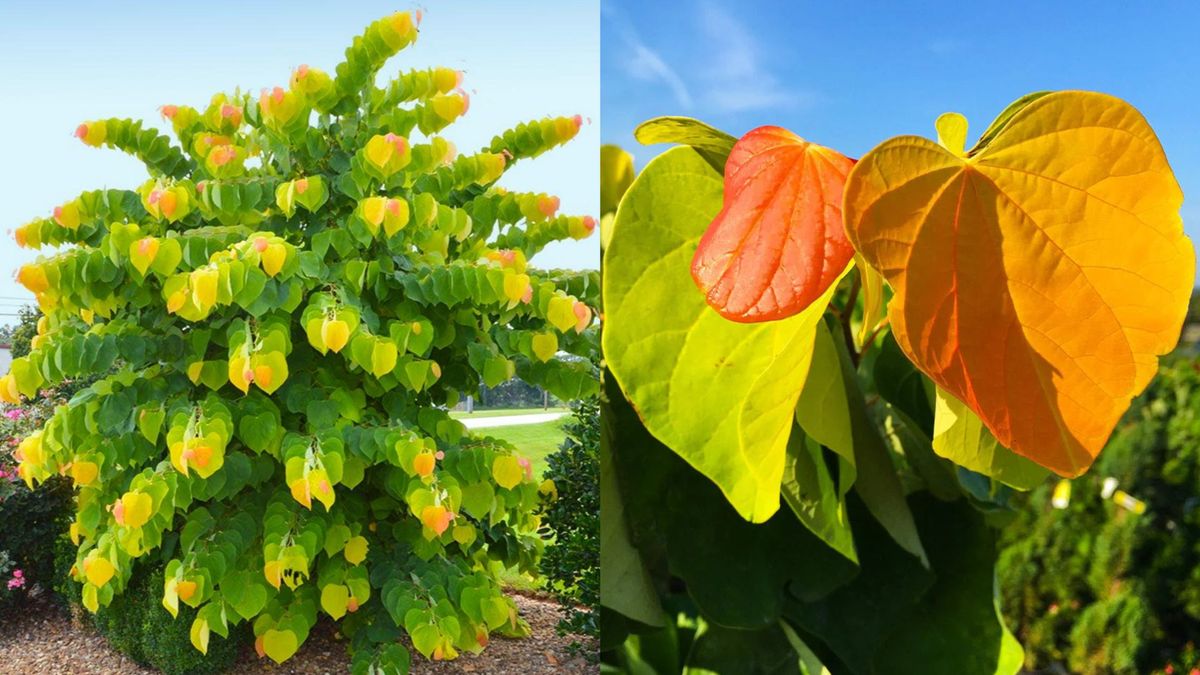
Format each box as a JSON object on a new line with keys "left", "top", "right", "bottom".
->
{"left": 604, "top": 146, "right": 842, "bottom": 522}
{"left": 693, "top": 126, "right": 855, "bottom": 322}
{"left": 844, "top": 90, "right": 1194, "bottom": 476}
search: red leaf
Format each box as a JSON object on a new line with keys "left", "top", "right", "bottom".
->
{"left": 692, "top": 126, "right": 855, "bottom": 322}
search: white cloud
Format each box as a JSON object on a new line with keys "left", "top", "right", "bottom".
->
{"left": 602, "top": 3, "right": 693, "bottom": 109}
{"left": 694, "top": 0, "right": 816, "bottom": 113}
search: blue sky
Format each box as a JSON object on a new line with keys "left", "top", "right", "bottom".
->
{"left": 603, "top": 0, "right": 1200, "bottom": 270}
{"left": 0, "top": 0, "right": 598, "bottom": 321}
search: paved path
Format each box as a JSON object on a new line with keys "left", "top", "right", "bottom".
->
{"left": 458, "top": 412, "right": 567, "bottom": 429}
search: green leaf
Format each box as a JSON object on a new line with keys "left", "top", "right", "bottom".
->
{"left": 410, "top": 622, "right": 440, "bottom": 659}
{"left": 222, "top": 570, "right": 268, "bottom": 620}
{"left": 801, "top": 318, "right": 927, "bottom": 566}
{"left": 932, "top": 388, "right": 1049, "bottom": 490}
{"left": 603, "top": 146, "right": 843, "bottom": 523}
{"left": 633, "top": 116, "right": 737, "bottom": 173}
{"left": 781, "top": 428, "right": 856, "bottom": 563}
{"left": 600, "top": 144, "right": 635, "bottom": 217}
{"left": 785, "top": 493, "right": 1023, "bottom": 675}
{"left": 683, "top": 621, "right": 802, "bottom": 675}
{"left": 606, "top": 374, "right": 856, "bottom": 629}
{"left": 599, "top": 417, "right": 666, "bottom": 626}
{"left": 877, "top": 495, "right": 1024, "bottom": 675}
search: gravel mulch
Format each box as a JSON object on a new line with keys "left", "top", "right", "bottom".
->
{"left": 0, "top": 591, "right": 594, "bottom": 675}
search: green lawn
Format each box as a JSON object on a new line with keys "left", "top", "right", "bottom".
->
{"left": 449, "top": 406, "right": 569, "bottom": 419}
{"left": 477, "top": 419, "right": 567, "bottom": 478}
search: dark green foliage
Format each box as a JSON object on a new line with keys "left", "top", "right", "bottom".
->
{"left": 0, "top": 475, "right": 73, "bottom": 594}
{"left": 477, "top": 377, "right": 560, "bottom": 409}
{"left": 93, "top": 562, "right": 248, "bottom": 675}
{"left": 6, "top": 305, "right": 39, "bottom": 359}
{"left": 999, "top": 356, "right": 1200, "bottom": 674}
{"left": 541, "top": 396, "right": 599, "bottom": 655}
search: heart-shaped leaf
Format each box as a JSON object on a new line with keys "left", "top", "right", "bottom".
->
{"left": 262, "top": 628, "right": 299, "bottom": 664}
{"left": 692, "top": 126, "right": 855, "bottom": 323}
{"left": 844, "top": 90, "right": 1193, "bottom": 476}
{"left": 604, "top": 146, "right": 845, "bottom": 522}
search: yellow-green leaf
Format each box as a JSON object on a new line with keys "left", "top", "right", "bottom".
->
{"left": 932, "top": 388, "right": 1049, "bottom": 490}
{"left": 603, "top": 147, "right": 841, "bottom": 522}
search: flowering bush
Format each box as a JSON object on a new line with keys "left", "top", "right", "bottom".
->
{"left": 0, "top": 384, "right": 75, "bottom": 610}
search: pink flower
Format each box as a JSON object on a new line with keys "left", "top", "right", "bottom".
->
{"left": 5, "top": 408, "right": 24, "bottom": 420}
{"left": 12, "top": 570, "right": 21, "bottom": 578}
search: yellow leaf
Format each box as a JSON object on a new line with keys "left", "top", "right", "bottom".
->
{"left": 85, "top": 556, "right": 115, "bottom": 587}
{"left": 262, "top": 628, "right": 299, "bottom": 664}
{"left": 855, "top": 256, "right": 885, "bottom": 349}
{"left": 361, "top": 197, "right": 386, "bottom": 231}
{"left": 228, "top": 356, "right": 251, "bottom": 394}
{"left": 191, "top": 268, "right": 218, "bottom": 310}
{"left": 176, "top": 579, "right": 197, "bottom": 602}
{"left": 163, "top": 578, "right": 180, "bottom": 618}
{"left": 290, "top": 478, "right": 312, "bottom": 509}
{"left": 844, "top": 91, "right": 1193, "bottom": 476}
{"left": 71, "top": 460, "right": 99, "bottom": 487}
{"left": 308, "top": 468, "right": 335, "bottom": 510}
{"left": 261, "top": 242, "right": 287, "bottom": 277}
{"left": 321, "top": 318, "right": 350, "bottom": 353}
{"left": 344, "top": 535, "right": 368, "bottom": 565}
{"left": 503, "top": 273, "right": 530, "bottom": 306}
{"left": 412, "top": 450, "right": 436, "bottom": 477}
{"left": 383, "top": 198, "right": 410, "bottom": 237}
{"left": 546, "top": 295, "right": 577, "bottom": 333}
{"left": 492, "top": 455, "right": 523, "bottom": 490}
{"left": 321, "top": 583, "right": 350, "bottom": 620}
{"left": 54, "top": 200, "right": 81, "bottom": 229}
{"left": 531, "top": 332, "right": 558, "bottom": 362}
{"left": 190, "top": 616, "right": 210, "bottom": 655}
{"left": 420, "top": 504, "right": 452, "bottom": 538}
{"left": 167, "top": 289, "right": 187, "bottom": 314}
{"left": 120, "top": 490, "right": 153, "bottom": 529}
{"left": 263, "top": 560, "right": 283, "bottom": 589}
{"left": 364, "top": 135, "right": 394, "bottom": 169}
{"left": 0, "top": 375, "right": 18, "bottom": 404}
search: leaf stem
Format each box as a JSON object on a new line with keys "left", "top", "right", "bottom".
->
{"left": 839, "top": 272, "right": 862, "bottom": 368}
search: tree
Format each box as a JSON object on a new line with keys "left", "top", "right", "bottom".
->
{"left": 5, "top": 11, "right": 598, "bottom": 672}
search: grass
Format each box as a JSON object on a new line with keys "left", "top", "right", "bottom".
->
{"left": 474, "top": 412, "right": 573, "bottom": 593}
{"left": 450, "top": 406, "right": 569, "bottom": 419}
{"left": 477, "top": 419, "right": 567, "bottom": 479}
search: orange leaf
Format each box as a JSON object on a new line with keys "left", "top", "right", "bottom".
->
{"left": 844, "top": 91, "right": 1194, "bottom": 477}
{"left": 692, "top": 126, "right": 855, "bottom": 322}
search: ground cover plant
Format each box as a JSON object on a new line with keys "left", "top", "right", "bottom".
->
{"left": 600, "top": 92, "right": 1193, "bottom": 673}
{"left": 7, "top": 10, "right": 598, "bottom": 673}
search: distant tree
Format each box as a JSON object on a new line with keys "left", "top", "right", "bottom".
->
{"left": 8, "top": 306, "right": 39, "bottom": 359}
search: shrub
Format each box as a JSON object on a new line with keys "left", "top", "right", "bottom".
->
{"left": 540, "top": 397, "right": 599, "bottom": 654}
{"left": 93, "top": 561, "right": 248, "bottom": 674}
{"left": 0, "top": 386, "right": 75, "bottom": 610}
{"left": 7, "top": 9, "right": 597, "bottom": 672}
